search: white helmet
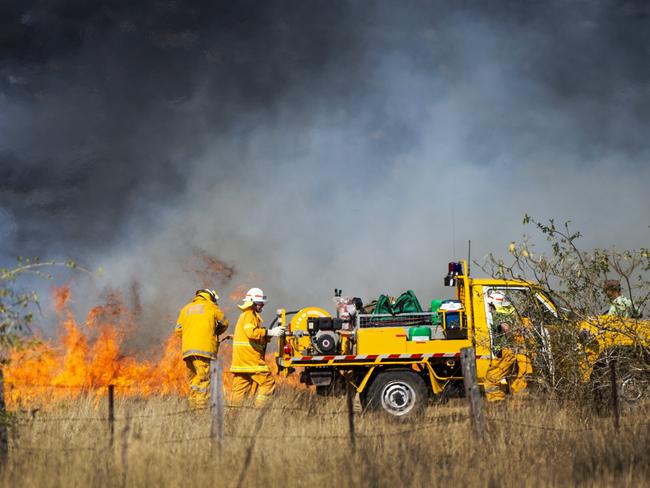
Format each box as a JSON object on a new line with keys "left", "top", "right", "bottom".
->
{"left": 244, "top": 287, "right": 267, "bottom": 304}
{"left": 487, "top": 291, "right": 511, "bottom": 308}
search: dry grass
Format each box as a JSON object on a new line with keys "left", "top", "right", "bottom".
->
{"left": 2, "top": 387, "right": 649, "bottom": 488}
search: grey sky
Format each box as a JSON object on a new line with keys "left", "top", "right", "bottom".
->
{"left": 1, "top": 1, "right": 648, "bottom": 339}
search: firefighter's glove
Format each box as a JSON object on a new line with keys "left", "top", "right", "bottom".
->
{"left": 267, "top": 326, "right": 287, "bottom": 337}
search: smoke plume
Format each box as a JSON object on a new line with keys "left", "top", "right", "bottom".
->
{"left": 1, "top": 1, "right": 649, "bottom": 339}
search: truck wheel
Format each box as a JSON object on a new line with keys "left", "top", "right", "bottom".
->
{"left": 590, "top": 349, "right": 649, "bottom": 411}
{"left": 619, "top": 367, "right": 648, "bottom": 403}
{"left": 365, "top": 370, "right": 427, "bottom": 417}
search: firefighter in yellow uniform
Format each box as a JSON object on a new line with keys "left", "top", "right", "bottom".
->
{"left": 175, "top": 289, "right": 229, "bottom": 408}
{"left": 230, "top": 287, "right": 286, "bottom": 407}
{"left": 484, "top": 292, "right": 532, "bottom": 402}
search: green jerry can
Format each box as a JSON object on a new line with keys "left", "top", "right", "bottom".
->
{"left": 407, "top": 326, "right": 432, "bottom": 342}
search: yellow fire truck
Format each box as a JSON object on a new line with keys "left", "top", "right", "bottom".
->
{"left": 274, "top": 261, "right": 648, "bottom": 416}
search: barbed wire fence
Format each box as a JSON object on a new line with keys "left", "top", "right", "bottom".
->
{"left": 1, "top": 356, "right": 646, "bottom": 461}
{"left": 6, "top": 403, "right": 648, "bottom": 453}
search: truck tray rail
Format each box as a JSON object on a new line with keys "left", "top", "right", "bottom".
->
{"left": 278, "top": 352, "right": 491, "bottom": 367}
{"left": 356, "top": 312, "right": 437, "bottom": 328}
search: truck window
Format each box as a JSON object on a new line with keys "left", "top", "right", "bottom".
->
{"left": 483, "top": 286, "right": 555, "bottom": 354}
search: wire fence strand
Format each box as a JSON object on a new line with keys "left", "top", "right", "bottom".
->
{"left": 8, "top": 412, "right": 650, "bottom": 452}
{"left": 6, "top": 382, "right": 650, "bottom": 454}
{"left": 13, "top": 404, "right": 465, "bottom": 423}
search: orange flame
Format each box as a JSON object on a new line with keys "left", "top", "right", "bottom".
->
{"left": 4, "top": 285, "right": 302, "bottom": 408}
{"left": 4, "top": 285, "right": 187, "bottom": 408}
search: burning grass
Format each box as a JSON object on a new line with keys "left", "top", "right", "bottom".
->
{"left": 2, "top": 392, "right": 649, "bottom": 487}
{"left": 4, "top": 285, "right": 189, "bottom": 407}
{"left": 3, "top": 285, "right": 302, "bottom": 409}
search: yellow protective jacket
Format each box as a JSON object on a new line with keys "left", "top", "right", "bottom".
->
{"left": 175, "top": 296, "right": 228, "bottom": 360}
{"left": 230, "top": 304, "right": 270, "bottom": 373}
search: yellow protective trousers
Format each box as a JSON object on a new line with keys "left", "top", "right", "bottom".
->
{"left": 185, "top": 356, "right": 211, "bottom": 408}
{"left": 230, "top": 372, "right": 276, "bottom": 407}
{"left": 484, "top": 348, "right": 530, "bottom": 402}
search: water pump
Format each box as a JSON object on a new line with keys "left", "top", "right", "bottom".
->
{"left": 307, "top": 317, "right": 343, "bottom": 355}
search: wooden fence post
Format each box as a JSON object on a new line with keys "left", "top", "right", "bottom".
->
{"left": 119, "top": 406, "right": 130, "bottom": 488}
{"left": 346, "top": 380, "right": 356, "bottom": 452}
{"left": 0, "top": 368, "right": 8, "bottom": 466}
{"left": 210, "top": 358, "right": 225, "bottom": 452}
{"left": 108, "top": 384, "right": 115, "bottom": 448}
{"left": 610, "top": 359, "right": 620, "bottom": 433}
{"left": 461, "top": 347, "right": 485, "bottom": 440}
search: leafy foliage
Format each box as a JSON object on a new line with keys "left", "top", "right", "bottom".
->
{"left": 479, "top": 216, "right": 650, "bottom": 404}
{"left": 0, "top": 257, "right": 87, "bottom": 348}
{"left": 486, "top": 215, "right": 649, "bottom": 320}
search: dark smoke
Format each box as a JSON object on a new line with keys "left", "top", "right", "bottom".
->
{"left": 1, "top": 1, "right": 649, "bottom": 337}
{"left": 0, "top": 1, "right": 364, "bottom": 255}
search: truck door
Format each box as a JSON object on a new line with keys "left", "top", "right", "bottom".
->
{"left": 482, "top": 285, "right": 557, "bottom": 379}
{"left": 470, "top": 285, "right": 492, "bottom": 380}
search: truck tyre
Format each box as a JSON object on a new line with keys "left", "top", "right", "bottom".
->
{"left": 590, "top": 348, "right": 649, "bottom": 411}
{"left": 365, "top": 370, "right": 427, "bottom": 417}
{"left": 619, "top": 366, "right": 649, "bottom": 403}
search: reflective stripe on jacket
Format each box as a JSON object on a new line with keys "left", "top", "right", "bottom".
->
{"left": 176, "top": 296, "right": 228, "bottom": 359}
{"left": 230, "top": 305, "right": 270, "bottom": 373}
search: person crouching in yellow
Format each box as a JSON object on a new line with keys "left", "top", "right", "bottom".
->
{"left": 484, "top": 292, "right": 531, "bottom": 402}
{"left": 175, "top": 289, "right": 229, "bottom": 408}
{"left": 230, "top": 287, "right": 286, "bottom": 407}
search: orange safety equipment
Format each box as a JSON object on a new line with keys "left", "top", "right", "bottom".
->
{"left": 176, "top": 292, "right": 229, "bottom": 360}
{"left": 185, "top": 356, "right": 211, "bottom": 408}
{"left": 484, "top": 348, "right": 530, "bottom": 402}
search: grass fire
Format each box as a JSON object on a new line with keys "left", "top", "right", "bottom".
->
{"left": 2, "top": 1, "right": 650, "bottom": 486}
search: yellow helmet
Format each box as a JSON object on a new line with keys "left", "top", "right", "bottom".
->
{"left": 195, "top": 288, "right": 219, "bottom": 303}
